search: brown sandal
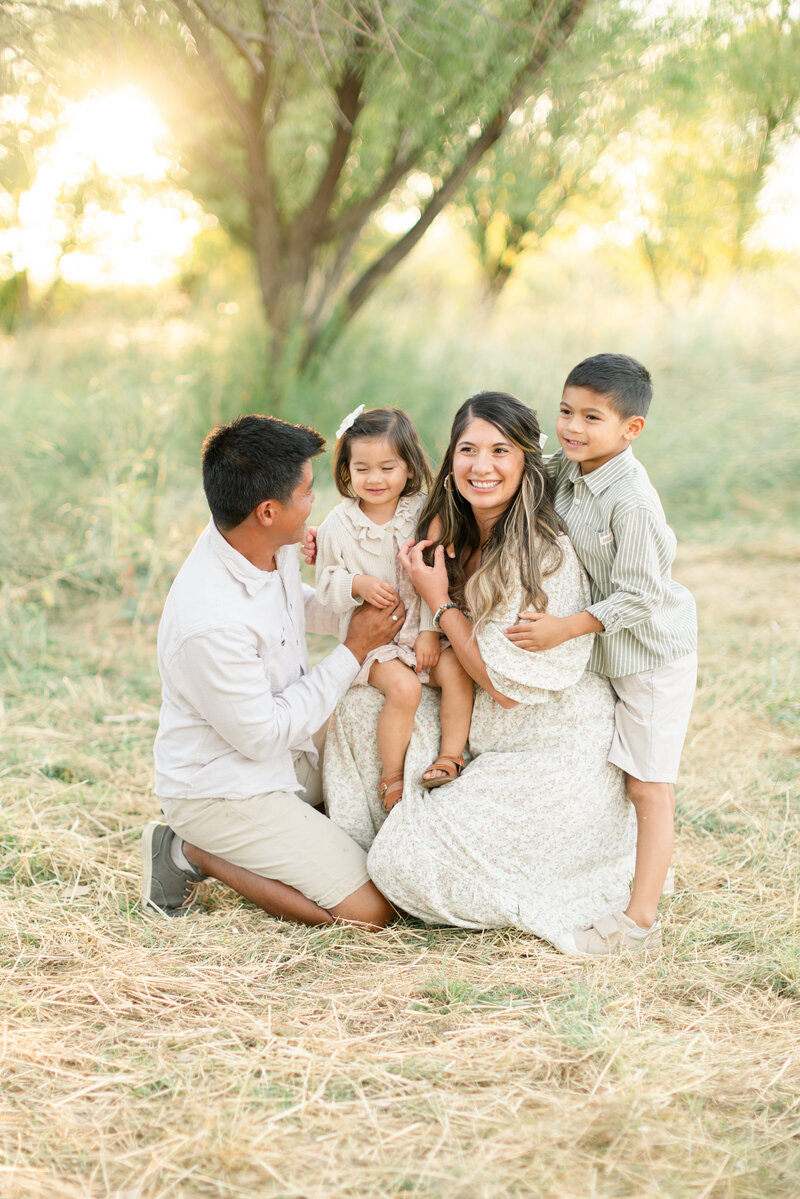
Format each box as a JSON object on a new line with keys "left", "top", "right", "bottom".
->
{"left": 420, "top": 754, "right": 465, "bottom": 791}
{"left": 378, "top": 771, "right": 405, "bottom": 812}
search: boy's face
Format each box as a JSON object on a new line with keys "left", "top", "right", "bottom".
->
{"left": 557, "top": 386, "right": 644, "bottom": 475}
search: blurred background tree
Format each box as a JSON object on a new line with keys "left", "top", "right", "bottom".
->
{"left": 1, "top": 0, "right": 798, "bottom": 614}
{"left": 452, "top": 0, "right": 800, "bottom": 300}
{"left": 2, "top": 0, "right": 592, "bottom": 401}
{"left": 455, "top": 1, "right": 644, "bottom": 299}
{"left": 1, "top": 0, "right": 798, "bottom": 393}
{"left": 615, "top": 0, "right": 800, "bottom": 295}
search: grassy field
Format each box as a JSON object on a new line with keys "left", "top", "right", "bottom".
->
{"left": 1, "top": 258, "right": 799, "bottom": 1197}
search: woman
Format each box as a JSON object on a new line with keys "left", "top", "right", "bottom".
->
{"left": 324, "top": 392, "right": 635, "bottom": 951}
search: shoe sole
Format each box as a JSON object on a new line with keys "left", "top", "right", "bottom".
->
{"left": 140, "top": 821, "right": 159, "bottom": 914}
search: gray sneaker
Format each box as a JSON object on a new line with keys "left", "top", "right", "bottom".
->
{"left": 559, "top": 910, "right": 663, "bottom": 957}
{"left": 141, "top": 822, "right": 206, "bottom": 918}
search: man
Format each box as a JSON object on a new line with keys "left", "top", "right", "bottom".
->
{"left": 141, "top": 413, "right": 403, "bottom": 929}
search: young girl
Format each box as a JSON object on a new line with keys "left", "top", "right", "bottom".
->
{"left": 315, "top": 405, "right": 474, "bottom": 812}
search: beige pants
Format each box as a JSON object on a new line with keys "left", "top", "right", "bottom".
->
{"left": 159, "top": 744, "right": 369, "bottom": 910}
{"left": 608, "top": 652, "right": 698, "bottom": 784}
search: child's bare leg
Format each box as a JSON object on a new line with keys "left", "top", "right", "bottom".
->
{"left": 369, "top": 658, "right": 422, "bottom": 808}
{"left": 423, "top": 648, "right": 474, "bottom": 782}
{"left": 624, "top": 776, "right": 675, "bottom": 929}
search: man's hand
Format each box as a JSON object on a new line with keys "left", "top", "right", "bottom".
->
{"left": 302, "top": 527, "right": 317, "bottom": 565}
{"left": 345, "top": 599, "right": 406, "bottom": 663}
{"left": 353, "top": 575, "right": 399, "bottom": 609}
{"left": 414, "top": 631, "right": 441, "bottom": 672}
{"left": 504, "top": 611, "right": 568, "bottom": 652}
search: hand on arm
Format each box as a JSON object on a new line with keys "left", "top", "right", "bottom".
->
{"left": 504, "top": 609, "right": 603, "bottom": 652}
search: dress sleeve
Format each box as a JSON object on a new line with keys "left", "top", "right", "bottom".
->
{"left": 476, "top": 537, "right": 595, "bottom": 704}
{"left": 315, "top": 510, "right": 362, "bottom": 614}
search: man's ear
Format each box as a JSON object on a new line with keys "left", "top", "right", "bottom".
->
{"left": 624, "top": 416, "right": 645, "bottom": 442}
{"left": 254, "top": 499, "right": 276, "bottom": 528}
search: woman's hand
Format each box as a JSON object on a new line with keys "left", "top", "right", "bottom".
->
{"left": 352, "top": 575, "right": 399, "bottom": 609}
{"left": 398, "top": 539, "right": 451, "bottom": 611}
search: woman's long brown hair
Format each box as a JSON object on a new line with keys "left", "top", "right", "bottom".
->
{"left": 417, "top": 391, "right": 564, "bottom": 635}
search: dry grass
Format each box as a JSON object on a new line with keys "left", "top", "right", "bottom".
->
{"left": 1, "top": 532, "right": 798, "bottom": 1198}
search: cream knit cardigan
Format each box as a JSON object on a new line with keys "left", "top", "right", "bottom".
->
{"left": 315, "top": 494, "right": 436, "bottom": 632}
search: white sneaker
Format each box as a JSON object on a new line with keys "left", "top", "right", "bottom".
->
{"left": 558, "top": 910, "right": 663, "bottom": 957}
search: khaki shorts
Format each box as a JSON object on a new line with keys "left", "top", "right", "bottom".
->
{"left": 608, "top": 652, "right": 698, "bottom": 784}
{"left": 159, "top": 746, "right": 370, "bottom": 911}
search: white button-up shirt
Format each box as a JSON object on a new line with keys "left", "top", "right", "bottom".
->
{"left": 154, "top": 520, "right": 360, "bottom": 800}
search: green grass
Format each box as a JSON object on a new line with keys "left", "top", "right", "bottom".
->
{"left": 0, "top": 256, "right": 799, "bottom": 1197}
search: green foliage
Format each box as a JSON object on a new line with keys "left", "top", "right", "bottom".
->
{"left": 457, "top": 1, "right": 800, "bottom": 296}
{"left": 6, "top": 0, "right": 594, "bottom": 394}
{"left": 621, "top": 2, "right": 800, "bottom": 292}
{"left": 2, "top": 248, "right": 797, "bottom": 645}
{"left": 457, "top": 0, "right": 648, "bottom": 294}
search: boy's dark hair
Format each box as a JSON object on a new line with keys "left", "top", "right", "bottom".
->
{"left": 564, "top": 353, "right": 653, "bottom": 419}
{"left": 202, "top": 414, "right": 325, "bottom": 531}
{"left": 333, "top": 407, "right": 432, "bottom": 498}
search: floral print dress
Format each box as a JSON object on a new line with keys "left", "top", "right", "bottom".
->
{"left": 323, "top": 535, "right": 636, "bottom": 950}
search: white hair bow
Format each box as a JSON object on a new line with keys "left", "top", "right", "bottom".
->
{"left": 335, "top": 404, "right": 365, "bottom": 439}
{"left": 539, "top": 432, "right": 548, "bottom": 449}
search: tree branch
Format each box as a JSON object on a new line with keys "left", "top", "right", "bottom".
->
{"left": 344, "top": 0, "right": 590, "bottom": 322}
{"left": 295, "top": 58, "right": 366, "bottom": 242}
{"left": 170, "top": 0, "right": 250, "bottom": 133}
{"left": 191, "top": 0, "right": 269, "bottom": 74}
{"left": 321, "top": 144, "right": 421, "bottom": 241}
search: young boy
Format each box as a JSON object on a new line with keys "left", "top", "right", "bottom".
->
{"left": 507, "top": 353, "right": 697, "bottom": 954}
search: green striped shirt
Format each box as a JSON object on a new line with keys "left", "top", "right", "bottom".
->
{"left": 549, "top": 447, "right": 697, "bottom": 678}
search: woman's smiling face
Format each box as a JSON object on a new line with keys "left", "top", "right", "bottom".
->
{"left": 452, "top": 417, "right": 525, "bottom": 520}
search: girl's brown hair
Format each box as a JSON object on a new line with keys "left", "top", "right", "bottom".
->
{"left": 333, "top": 407, "right": 432, "bottom": 498}
{"left": 417, "top": 391, "right": 564, "bottom": 634}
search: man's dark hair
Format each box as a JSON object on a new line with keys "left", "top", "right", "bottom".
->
{"left": 202, "top": 414, "right": 325, "bottom": 531}
{"left": 564, "top": 353, "right": 653, "bottom": 419}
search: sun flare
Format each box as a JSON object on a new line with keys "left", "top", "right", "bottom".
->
{"left": 3, "top": 87, "right": 208, "bottom": 288}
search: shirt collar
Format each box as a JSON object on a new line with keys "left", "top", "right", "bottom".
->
{"left": 341, "top": 494, "right": 419, "bottom": 545}
{"left": 206, "top": 519, "right": 289, "bottom": 597}
{"left": 570, "top": 446, "right": 635, "bottom": 495}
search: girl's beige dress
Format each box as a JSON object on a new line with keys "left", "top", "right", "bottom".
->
{"left": 323, "top": 535, "right": 636, "bottom": 950}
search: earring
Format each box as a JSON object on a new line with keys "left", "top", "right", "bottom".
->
{"left": 444, "top": 474, "right": 451, "bottom": 491}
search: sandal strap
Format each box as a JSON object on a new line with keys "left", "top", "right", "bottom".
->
{"left": 378, "top": 771, "right": 404, "bottom": 796}
{"left": 428, "top": 754, "right": 465, "bottom": 771}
